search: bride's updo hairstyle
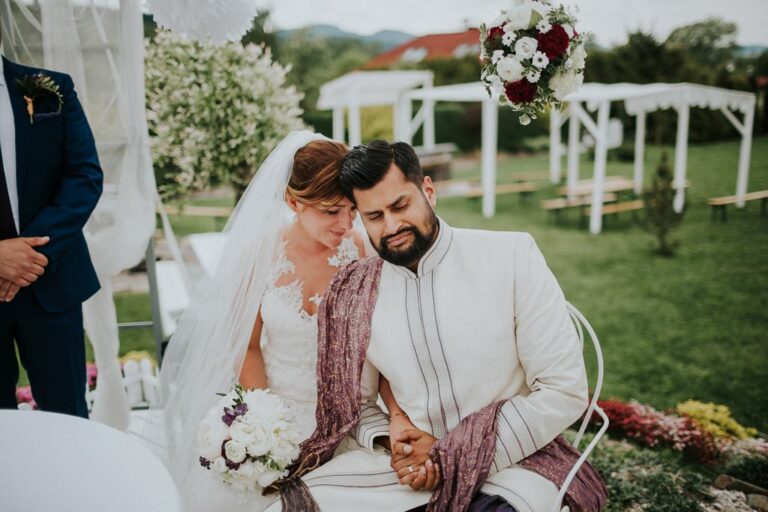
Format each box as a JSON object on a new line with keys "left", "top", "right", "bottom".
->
{"left": 286, "top": 140, "right": 349, "bottom": 207}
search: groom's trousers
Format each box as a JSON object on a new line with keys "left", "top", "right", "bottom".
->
{"left": 0, "top": 287, "right": 88, "bottom": 418}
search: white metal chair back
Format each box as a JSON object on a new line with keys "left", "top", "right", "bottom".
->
{"left": 550, "top": 302, "right": 610, "bottom": 512}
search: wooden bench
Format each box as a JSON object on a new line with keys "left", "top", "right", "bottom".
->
{"left": 541, "top": 194, "right": 618, "bottom": 223}
{"left": 584, "top": 199, "right": 644, "bottom": 219}
{"left": 436, "top": 180, "right": 537, "bottom": 202}
{"left": 415, "top": 143, "right": 457, "bottom": 182}
{"left": 707, "top": 190, "right": 768, "bottom": 222}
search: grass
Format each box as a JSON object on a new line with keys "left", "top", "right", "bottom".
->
{"left": 16, "top": 137, "right": 767, "bottom": 434}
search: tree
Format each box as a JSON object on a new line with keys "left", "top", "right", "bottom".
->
{"left": 241, "top": 10, "right": 278, "bottom": 52}
{"left": 644, "top": 153, "right": 684, "bottom": 257}
{"left": 145, "top": 31, "right": 304, "bottom": 202}
{"left": 665, "top": 17, "right": 738, "bottom": 69}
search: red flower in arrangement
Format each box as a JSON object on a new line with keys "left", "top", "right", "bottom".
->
{"left": 488, "top": 25, "right": 505, "bottom": 39}
{"left": 536, "top": 24, "right": 570, "bottom": 60}
{"left": 505, "top": 79, "right": 538, "bottom": 104}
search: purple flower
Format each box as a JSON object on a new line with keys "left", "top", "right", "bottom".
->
{"left": 222, "top": 411, "right": 236, "bottom": 426}
{"left": 221, "top": 402, "right": 248, "bottom": 426}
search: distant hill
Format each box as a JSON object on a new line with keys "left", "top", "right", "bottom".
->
{"left": 277, "top": 24, "right": 414, "bottom": 50}
{"left": 737, "top": 45, "right": 767, "bottom": 58}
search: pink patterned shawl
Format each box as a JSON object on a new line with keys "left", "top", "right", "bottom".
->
{"left": 275, "top": 256, "right": 607, "bottom": 512}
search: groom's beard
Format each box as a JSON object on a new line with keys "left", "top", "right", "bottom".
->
{"left": 372, "top": 207, "right": 439, "bottom": 269}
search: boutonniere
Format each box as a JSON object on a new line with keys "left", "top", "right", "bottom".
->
{"left": 14, "top": 73, "right": 64, "bottom": 124}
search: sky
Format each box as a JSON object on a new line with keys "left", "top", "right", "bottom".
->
{"left": 261, "top": 0, "right": 768, "bottom": 47}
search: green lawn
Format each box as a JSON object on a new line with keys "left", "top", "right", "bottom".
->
{"left": 19, "top": 137, "right": 767, "bottom": 433}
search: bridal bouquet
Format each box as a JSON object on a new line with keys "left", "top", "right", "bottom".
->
{"left": 196, "top": 385, "right": 300, "bottom": 491}
{"left": 480, "top": 0, "right": 587, "bottom": 124}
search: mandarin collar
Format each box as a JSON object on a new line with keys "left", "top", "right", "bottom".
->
{"left": 389, "top": 217, "right": 453, "bottom": 279}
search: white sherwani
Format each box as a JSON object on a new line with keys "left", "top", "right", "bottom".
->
{"left": 267, "top": 219, "right": 588, "bottom": 512}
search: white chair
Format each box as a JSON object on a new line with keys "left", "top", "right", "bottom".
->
{"left": 187, "top": 232, "right": 227, "bottom": 278}
{"left": 550, "top": 302, "right": 610, "bottom": 512}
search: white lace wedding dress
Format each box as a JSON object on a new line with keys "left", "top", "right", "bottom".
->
{"left": 188, "top": 235, "right": 361, "bottom": 512}
{"left": 259, "top": 236, "right": 360, "bottom": 442}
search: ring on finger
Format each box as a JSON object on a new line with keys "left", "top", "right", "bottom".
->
{"left": 408, "top": 464, "right": 414, "bottom": 473}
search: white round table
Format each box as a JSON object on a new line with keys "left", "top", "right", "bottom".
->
{"left": 0, "top": 410, "right": 181, "bottom": 512}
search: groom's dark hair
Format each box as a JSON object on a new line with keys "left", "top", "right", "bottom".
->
{"left": 339, "top": 140, "right": 423, "bottom": 201}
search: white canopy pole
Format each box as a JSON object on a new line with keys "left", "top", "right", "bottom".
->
{"left": 332, "top": 107, "right": 345, "bottom": 142}
{"left": 349, "top": 93, "right": 362, "bottom": 147}
{"left": 673, "top": 104, "right": 690, "bottom": 213}
{"left": 566, "top": 102, "right": 581, "bottom": 200}
{"left": 481, "top": 98, "right": 498, "bottom": 218}
{"left": 400, "top": 96, "right": 414, "bottom": 144}
{"left": 633, "top": 111, "right": 646, "bottom": 195}
{"left": 735, "top": 103, "right": 755, "bottom": 207}
{"left": 550, "top": 108, "right": 562, "bottom": 184}
{"left": 589, "top": 101, "right": 611, "bottom": 234}
{"left": 423, "top": 76, "right": 435, "bottom": 150}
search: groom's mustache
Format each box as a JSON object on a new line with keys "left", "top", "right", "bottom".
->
{"left": 381, "top": 227, "right": 418, "bottom": 248}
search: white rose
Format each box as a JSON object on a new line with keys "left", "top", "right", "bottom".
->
{"left": 224, "top": 439, "right": 247, "bottom": 464}
{"left": 506, "top": 0, "right": 534, "bottom": 30}
{"left": 271, "top": 439, "right": 299, "bottom": 462}
{"left": 514, "top": 37, "right": 538, "bottom": 60}
{"left": 549, "top": 71, "right": 584, "bottom": 101}
{"left": 211, "top": 457, "right": 228, "bottom": 473}
{"left": 571, "top": 44, "right": 587, "bottom": 70}
{"left": 245, "top": 422, "right": 274, "bottom": 457}
{"left": 496, "top": 57, "right": 525, "bottom": 82}
{"left": 229, "top": 420, "right": 257, "bottom": 447}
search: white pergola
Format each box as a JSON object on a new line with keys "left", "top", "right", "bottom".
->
{"left": 551, "top": 83, "right": 757, "bottom": 234}
{"left": 402, "top": 82, "right": 500, "bottom": 218}
{"left": 318, "top": 73, "right": 501, "bottom": 217}
{"left": 317, "top": 70, "right": 435, "bottom": 147}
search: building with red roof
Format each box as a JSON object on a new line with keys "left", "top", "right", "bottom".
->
{"left": 364, "top": 29, "right": 481, "bottom": 69}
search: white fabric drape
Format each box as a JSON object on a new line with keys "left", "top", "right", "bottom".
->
{"left": 145, "top": 0, "right": 258, "bottom": 45}
{"left": 1, "top": 0, "right": 157, "bottom": 429}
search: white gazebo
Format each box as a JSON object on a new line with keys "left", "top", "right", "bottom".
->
{"left": 318, "top": 72, "right": 503, "bottom": 217}
{"left": 551, "top": 83, "right": 757, "bottom": 234}
{"left": 317, "top": 70, "right": 434, "bottom": 147}
{"left": 402, "top": 82, "right": 501, "bottom": 218}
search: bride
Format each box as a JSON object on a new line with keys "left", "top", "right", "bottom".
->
{"left": 156, "top": 131, "right": 411, "bottom": 511}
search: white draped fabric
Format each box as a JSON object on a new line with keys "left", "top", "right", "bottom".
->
{"left": 1, "top": 0, "right": 157, "bottom": 428}
{"left": 145, "top": 0, "right": 258, "bottom": 45}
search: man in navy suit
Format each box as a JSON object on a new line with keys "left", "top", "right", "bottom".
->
{"left": 0, "top": 54, "right": 103, "bottom": 418}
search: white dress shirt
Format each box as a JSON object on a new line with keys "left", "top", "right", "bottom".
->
{"left": 0, "top": 57, "right": 20, "bottom": 232}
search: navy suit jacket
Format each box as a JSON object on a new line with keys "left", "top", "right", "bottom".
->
{"left": 3, "top": 57, "right": 103, "bottom": 313}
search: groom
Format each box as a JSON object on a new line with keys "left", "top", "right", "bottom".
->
{"left": 268, "top": 141, "right": 606, "bottom": 511}
{"left": 0, "top": 54, "right": 103, "bottom": 418}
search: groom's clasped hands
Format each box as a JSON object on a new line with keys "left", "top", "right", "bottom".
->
{"left": 388, "top": 413, "right": 442, "bottom": 492}
{"left": 0, "top": 236, "right": 50, "bottom": 302}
